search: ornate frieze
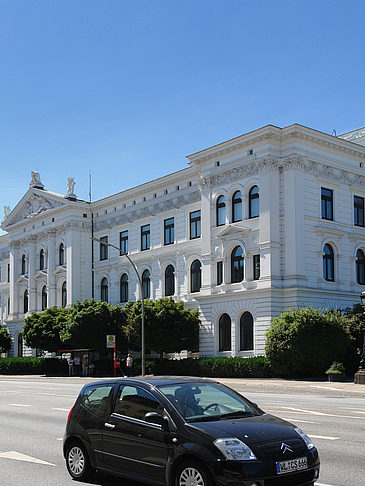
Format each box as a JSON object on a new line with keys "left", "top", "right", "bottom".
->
{"left": 9, "top": 193, "right": 64, "bottom": 226}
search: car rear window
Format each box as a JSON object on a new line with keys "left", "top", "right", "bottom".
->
{"left": 81, "top": 385, "right": 114, "bottom": 418}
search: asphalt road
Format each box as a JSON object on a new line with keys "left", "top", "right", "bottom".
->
{"left": 0, "top": 376, "right": 364, "bottom": 486}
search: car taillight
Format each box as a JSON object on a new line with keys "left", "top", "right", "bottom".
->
{"left": 67, "top": 406, "right": 74, "bottom": 423}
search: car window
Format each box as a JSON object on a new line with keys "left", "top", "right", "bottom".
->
{"left": 114, "top": 385, "right": 164, "bottom": 421}
{"left": 81, "top": 385, "right": 114, "bottom": 418}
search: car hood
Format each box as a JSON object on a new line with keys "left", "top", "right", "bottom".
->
{"left": 187, "top": 413, "right": 298, "bottom": 446}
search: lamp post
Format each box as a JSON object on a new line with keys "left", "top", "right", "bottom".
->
{"left": 354, "top": 291, "right": 365, "bottom": 384}
{"left": 91, "top": 237, "right": 145, "bottom": 376}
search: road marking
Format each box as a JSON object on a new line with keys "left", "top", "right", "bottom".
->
{"left": 281, "top": 406, "right": 365, "bottom": 420}
{"left": 52, "top": 408, "right": 69, "bottom": 412}
{"left": 8, "top": 403, "right": 31, "bottom": 407}
{"left": 309, "top": 434, "right": 339, "bottom": 440}
{"left": 315, "top": 483, "right": 337, "bottom": 486}
{"left": 312, "top": 385, "right": 350, "bottom": 392}
{"left": 0, "top": 451, "right": 56, "bottom": 466}
{"left": 1, "top": 390, "right": 76, "bottom": 398}
{"left": 279, "top": 418, "right": 318, "bottom": 424}
{"left": 56, "top": 438, "right": 63, "bottom": 441}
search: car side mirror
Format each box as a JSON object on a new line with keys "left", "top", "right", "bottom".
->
{"left": 144, "top": 412, "right": 169, "bottom": 429}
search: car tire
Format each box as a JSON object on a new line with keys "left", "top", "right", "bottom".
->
{"left": 175, "top": 460, "right": 211, "bottom": 486}
{"left": 66, "top": 441, "right": 94, "bottom": 481}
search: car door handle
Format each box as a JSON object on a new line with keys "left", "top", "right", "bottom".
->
{"left": 104, "top": 422, "right": 115, "bottom": 429}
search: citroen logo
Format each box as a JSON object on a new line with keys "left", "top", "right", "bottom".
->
{"left": 281, "top": 442, "right": 293, "bottom": 454}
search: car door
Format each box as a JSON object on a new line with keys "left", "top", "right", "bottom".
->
{"left": 102, "top": 384, "right": 174, "bottom": 484}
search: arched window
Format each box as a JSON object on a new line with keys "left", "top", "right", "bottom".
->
{"left": 21, "top": 254, "right": 26, "bottom": 275}
{"left": 59, "top": 243, "right": 65, "bottom": 266}
{"left": 240, "top": 312, "right": 254, "bottom": 351}
{"left": 356, "top": 249, "right": 365, "bottom": 285}
{"left": 23, "top": 289, "right": 28, "bottom": 314}
{"left": 216, "top": 195, "right": 226, "bottom": 226}
{"left": 323, "top": 244, "right": 334, "bottom": 281}
{"left": 231, "top": 246, "right": 244, "bottom": 283}
{"left": 39, "top": 249, "right": 45, "bottom": 270}
{"left": 142, "top": 270, "right": 151, "bottom": 299}
{"left": 18, "top": 333, "right": 23, "bottom": 357}
{"left": 191, "top": 260, "right": 201, "bottom": 293}
{"left": 165, "top": 265, "right": 175, "bottom": 296}
{"left": 232, "top": 191, "right": 242, "bottom": 222}
{"left": 61, "top": 281, "right": 67, "bottom": 307}
{"left": 219, "top": 314, "right": 231, "bottom": 351}
{"left": 101, "top": 278, "right": 108, "bottom": 302}
{"left": 41, "top": 285, "right": 47, "bottom": 310}
{"left": 249, "top": 185, "right": 259, "bottom": 218}
{"left": 120, "top": 273, "right": 128, "bottom": 302}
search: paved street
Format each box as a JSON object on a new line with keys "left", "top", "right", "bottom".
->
{"left": 0, "top": 376, "right": 364, "bottom": 486}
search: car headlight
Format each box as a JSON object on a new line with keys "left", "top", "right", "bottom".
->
{"left": 295, "top": 427, "right": 314, "bottom": 450}
{"left": 214, "top": 437, "right": 257, "bottom": 461}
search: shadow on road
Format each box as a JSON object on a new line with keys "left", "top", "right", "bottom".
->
{"left": 82, "top": 472, "right": 146, "bottom": 486}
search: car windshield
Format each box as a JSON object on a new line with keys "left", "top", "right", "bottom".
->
{"left": 158, "top": 382, "right": 261, "bottom": 422}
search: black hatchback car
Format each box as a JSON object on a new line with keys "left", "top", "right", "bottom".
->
{"left": 64, "top": 376, "right": 320, "bottom": 486}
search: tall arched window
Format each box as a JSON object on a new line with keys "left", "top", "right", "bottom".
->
{"left": 165, "top": 265, "right": 175, "bottom": 296}
{"left": 323, "top": 244, "right": 334, "bottom": 281}
{"left": 240, "top": 312, "right": 254, "bottom": 351}
{"left": 356, "top": 249, "right": 365, "bottom": 285}
{"left": 249, "top": 185, "right": 259, "bottom": 218}
{"left": 120, "top": 273, "right": 128, "bottom": 302}
{"left": 191, "top": 260, "right": 201, "bottom": 293}
{"left": 219, "top": 314, "right": 231, "bottom": 351}
{"left": 232, "top": 191, "right": 242, "bottom": 222}
{"left": 39, "top": 249, "right": 45, "bottom": 270}
{"left": 216, "top": 195, "right": 226, "bottom": 226}
{"left": 101, "top": 278, "right": 108, "bottom": 302}
{"left": 23, "top": 289, "right": 28, "bottom": 314}
{"left": 41, "top": 285, "right": 47, "bottom": 310}
{"left": 18, "top": 333, "right": 23, "bottom": 357}
{"left": 59, "top": 243, "right": 65, "bottom": 266}
{"left": 231, "top": 246, "right": 244, "bottom": 283}
{"left": 21, "top": 254, "right": 26, "bottom": 275}
{"left": 61, "top": 281, "right": 67, "bottom": 307}
{"left": 142, "top": 270, "right": 151, "bottom": 299}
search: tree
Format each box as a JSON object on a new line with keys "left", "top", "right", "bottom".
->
{"left": 23, "top": 307, "right": 69, "bottom": 352}
{"left": 341, "top": 304, "right": 365, "bottom": 373}
{"left": 124, "top": 298, "right": 200, "bottom": 360}
{"left": 265, "top": 307, "right": 351, "bottom": 377}
{"left": 0, "top": 327, "right": 11, "bottom": 354}
{"left": 60, "top": 299, "right": 128, "bottom": 352}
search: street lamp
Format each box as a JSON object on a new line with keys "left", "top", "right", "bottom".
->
{"left": 354, "top": 291, "right": 365, "bottom": 384}
{"left": 91, "top": 237, "right": 145, "bottom": 376}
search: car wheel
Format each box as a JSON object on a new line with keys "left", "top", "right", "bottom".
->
{"left": 175, "top": 460, "right": 211, "bottom": 486}
{"left": 66, "top": 441, "right": 94, "bottom": 481}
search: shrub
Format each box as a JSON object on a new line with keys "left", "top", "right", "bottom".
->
{"left": 0, "top": 357, "right": 68, "bottom": 375}
{"left": 325, "top": 361, "right": 345, "bottom": 375}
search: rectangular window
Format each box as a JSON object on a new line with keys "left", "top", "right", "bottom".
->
{"left": 7, "top": 264, "right": 10, "bottom": 282}
{"left": 354, "top": 196, "right": 364, "bottom": 227}
{"left": 321, "top": 188, "right": 333, "bottom": 220}
{"left": 120, "top": 230, "right": 128, "bottom": 255}
{"left": 217, "top": 261, "right": 223, "bottom": 285}
{"left": 141, "top": 224, "right": 150, "bottom": 251}
{"left": 253, "top": 255, "right": 260, "bottom": 280}
{"left": 100, "top": 236, "right": 108, "bottom": 261}
{"left": 164, "top": 218, "right": 174, "bottom": 245}
{"left": 190, "top": 210, "right": 201, "bottom": 239}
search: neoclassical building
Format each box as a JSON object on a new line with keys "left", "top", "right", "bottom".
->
{"left": 1, "top": 124, "right": 365, "bottom": 358}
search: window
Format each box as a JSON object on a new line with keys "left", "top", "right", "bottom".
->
{"left": 165, "top": 265, "right": 175, "bottom": 296}
{"left": 100, "top": 236, "right": 108, "bottom": 261}
{"left": 61, "top": 281, "right": 67, "bottom": 307}
{"left": 232, "top": 191, "right": 242, "bottom": 222}
{"left": 40, "top": 249, "right": 45, "bottom": 270}
{"left": 217, "top": 261, "right": 223, "bottom": 285}
{"left": 141, "top": 224, "right": 150, "bottom": 251}
{"left": 120, "top": 231, "right": 128, "bottom": 255}
{"left": 249, "top": 185, "right": 259, "bottom": 218}
{"left": 23, "top": 289, "right": 28, "bottom": 314}
{"left": 253, "top": 254, "right": 260, "bottom": 280}
{"left": 321, "top": 188, "right": 333, "bottom": 220}
{"left": 190, "top": 210, "right": 201, "bottom": 239}
{"left": 231, "top": 246, "right": 244, "bottom": 283}
{"left": 59, "top": 243, "right": 65, "bottom": 265}
{"left": 354, "top": 196, "right": 364, "bottom": 227}
{"left": 21, "top": 254, "right": 26, "bottom": 275}
{"left": 114, "top": 385, "right": 164, "bottom": 420}
{"left": 81, "top": 385, "right": 114, "bottom": 419}
{"left": 356, "top": 249, "right": 365, "bottom": 285}
{"left": 323, "top": 244, "right": 334, "bottom": 281}
{"left": 219, "top": 314, "right": 231, "bottom": 351}
{"left": 142, "top": 270, "right": 151, "bottom": 299}
{"left": 18, "top": 333, "right": 23, "bottom": 357}
{"left": 41, "top": 285, "right": 47, "bottom": 310}
{"left": 191, "top": 260, "right": 201, "bottom": 293}
{"left": 240, "top": 312, "right": 254, "bottom": 351}
{"left": 7, "top": 264, "right": 10, "bottom": 282}
{"left": 216, "top": 196, "right": 226, "bottom": 226}
{"left": 164, "top": 218, "right": 174, "bottom": 245}
{"left": 101, "top": 277, "right": 108, "bottom": 302}
{"left": 120, "top": 274, "right": 128, "bottom": 302}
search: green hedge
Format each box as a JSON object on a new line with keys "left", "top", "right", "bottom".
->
{"left": 0, "top": 357, "right": 68, "bottom": 375}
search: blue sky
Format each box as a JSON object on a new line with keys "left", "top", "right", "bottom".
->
{"left": 1, "top": 0, "right": 365, "bottom": 233}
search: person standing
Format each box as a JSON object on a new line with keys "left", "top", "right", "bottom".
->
{"left": 82, "top": 355, "right": 89, "bottom": 376}
{"left": 74, "top": 354, "right": 81, "bottom": 376}
{"left": 125, "top": 353, "right": 133, "bottom": 377}
{"left": 67, "top": 356, "right": 74, "bottom": 377}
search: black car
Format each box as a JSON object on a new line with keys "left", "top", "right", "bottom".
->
{"left": 63, "top": 376, "right": 320, "bottom": 486}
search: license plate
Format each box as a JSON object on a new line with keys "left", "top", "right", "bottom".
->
{"left": 276, "top": 456, "right": 308, "bottom": 474}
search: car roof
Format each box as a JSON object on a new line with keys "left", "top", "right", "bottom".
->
{"left": 85, "top": 376, "right": 217, "bottom": 388}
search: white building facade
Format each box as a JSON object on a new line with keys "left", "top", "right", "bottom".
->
{"left": 1, "top": 124, "right": 365, "bottom": 358}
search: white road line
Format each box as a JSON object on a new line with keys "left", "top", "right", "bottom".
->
{"left": 0, "top": 451, "right": 57, "bottom": 466}
{"left": 315, "top": 483, "right": 337, "bottom": 486}
{"left": 281, "top": 406, "right": 365, "bottom": 420}
{"left": 52, "top": 408, "right": 69, "bottom": 412}
{"left": 312, "top": 385, "right": 350, "bottom": 392}
{"left": 8, "top": 403, "right": 31, "bottom": 407}
{"left": 309, "top": 434, "right": 339, "bottom": 441}
{"left": 279, "top": 418, "right": 318, "bottom": 424}
{"left": 56, "top": 438, "right": 63, "bottom": 441}
{"left": 1, "top": 390, "right": 76, "bottom": 398}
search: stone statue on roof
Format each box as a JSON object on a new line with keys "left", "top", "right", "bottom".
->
{"left": 65, "top": 177, "right": 77, "bottom": 199}
{"left": 29, "top": 171, "right": 45, "bottom": 190}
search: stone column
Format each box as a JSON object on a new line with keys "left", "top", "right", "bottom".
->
{"left": 9, "top": 242, "right": 18, "bottom": 317}
{"left": 47, "top": 230, "right": 57, "bottom": 307}
{"left": 28, "top": 236, "right": 37, "bottom": 312}
{"left": 200, "top": 183, "right": 212, "bottom": 296}
{"left": 66, "top": 224, "right": 81, "bottom": 305}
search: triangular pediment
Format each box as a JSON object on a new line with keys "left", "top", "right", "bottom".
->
{"left": 217, "top": 222, "right": 253, "bottom": 238}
